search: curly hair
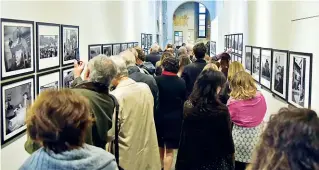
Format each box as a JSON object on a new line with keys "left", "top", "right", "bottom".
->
{"left": 228, "top": 61, "right": 244, "bottom": 81}
{"left": 229, "top": 71, "right": 257, "bottom": 100}
{"left": 250, "top": 107, "right": 319, "bottom": 170}
{"left": 162, "top": 57, "right": 179, "bottom": 73}
{"left": 188, "top": 69, "right": 226, "bottom": 111}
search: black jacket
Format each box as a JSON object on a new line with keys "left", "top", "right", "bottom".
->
{"left": 146, "top": 52, "right": 161, "bottom": 67}
{"left": 128, "top": 66, "right": 158, "bottom": 107}
{"left": 154, "top": 75, "right": 186, "bottom": 142}
{"left": 175, "top": 101, "right": 235, "bottom": 170}
{"left": 181, "top": 58, "right": 207, "bottom": 97}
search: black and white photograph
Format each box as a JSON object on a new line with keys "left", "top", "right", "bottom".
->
{"left": 1, "top": 19, "right": 34, "bottom": 79}
{"left": 288, "top": 52, "right": 312, "bottom": 108}
{"left": 245, "top": 46, "right": 252, "bottom": 74}
{"left": 37, "top": 70, "right": 60, "bottom": 94}
{"left": 210, "top": 41, "right": 216, "bottom": 57}
{"left": 234, "top": 34, "right": 239, "bottom": 53}
{"left": 141, "top": 33, "right": 145, "bottom": 49}
{"left": 36, "top": 22, "right": 60, "bottom": 72}
{"left": 121, "top": 43, "right": 128, "bottom": 52}
{"left": 224, "top": 35, "right": 227, "bottom": 50}
{"left": 260, "top": 48, "right": 272, "bottom": 89}
{"left": 134, "top": 42, "right": 139, "bottom": 47}
{"left": 128, "top": 43, "right": 133, "bottom": 49}
{"left": 62, "top": 25, "right": 79, "bottom": 65}
{"left": 1, "top": 76, "right": 34, "bottom": 144}
{"left": 62, "top": 67, "right": 74, "bottom": 88}
{"left": 232, "top": 35, "right": 235, "bottom": 52}
{"left": 238, "top": 34, "right": 243, "bottom": 54}
{"left": 102, "top": 44, "right": 112, "bottom": 56}
{"left": 252, "top": 47, "right": 261, "bottom": 82}
{"left": 271, "top": 50, "right": 288, "bottom": 100}
{"left": 113, "top": 44, "right": 121, "bottom": 55}
{"left": 238, "top": 57, "right": 242, "bottom": 64}
{"left": 148, "top": 34, "right": 152, "bottom": 48}
{"left": 89, "top": 45, "right": 101, "bottom": 60}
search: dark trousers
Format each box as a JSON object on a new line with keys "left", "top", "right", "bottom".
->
{"left": 235, "top": 161, "right": 247, "bottom": 170}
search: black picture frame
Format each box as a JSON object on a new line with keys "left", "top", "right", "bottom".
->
{"left": 1, "top": 75, "right": 35, "bottom": 145}
{"left": 271, "top": 49, "right": 289, "bottom": 101}
{"left": 88, "top": 44, "right": 102, "bottom": 60}
{"left": 287, "top": 51, "right": 313, "bottom": 109}
{"left": 234, "top": 34, "right": 239, "bottom": 53}
{"left": 141, "top": 33, "right": 145, "bottom": 49}
{"left": 260, "top": 48, "right": 273, "bottom": 91}
{"left": 120, "top": 43, "right": 128, "bottom": 52}
{"left": 112, "top": 43, "right": 121, "bottom": 55}
{"left": 61, "top": 66, "right": 74, "bottom": 88}
{"left": 238, "top": 34, "right": 243, "bottom": 55}
{"left": 102, "top": 44, "right": 113, "bottom": 56}
{"left": 36, "top": 69, "right": 60, "bottom": 95}
{"left": 1, "top": 18, "right": 35, "bottom": 80}
{"left": 224, "top": 35, "right": 227, "bottom": 50}
{"left": 245, "top": 45, "right": 252, "bottom": 74}
{"left": 61, "top": 25, "right": 79, "bottom": 66}
{"left": 36, "top": 22, "right": 61, "bottom": 72}
{"left": 252, "top": 46, "right": 261, "bottom": 83}
{"left": 134, "top": 42, "right": 139, "bottom": 47}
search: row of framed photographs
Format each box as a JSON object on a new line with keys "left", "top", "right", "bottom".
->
{"left": 1, "top": 66, "right": 75, "bottom": 145}
{"left": 245, "top": 46, "right": 313, "bottom": 109}
{"left": 224, "top": 33, "right": 243, "bottom": 55}
{"left": 1, "top": 18, "right": 80, "bottom": 80}
{"left": 141, "top": 33, "right": 152, "bottom": 50}
{"left": 231, "top": 53, "right": 243, "bottom": 64}
{"left": 88, "top": 42, "right": 138, "bottom": 60}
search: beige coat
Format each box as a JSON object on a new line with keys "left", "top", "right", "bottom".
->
{"left": 109, "top": 78, "right": 161, "bottom": 170}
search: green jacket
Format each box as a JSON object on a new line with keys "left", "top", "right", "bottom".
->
{"left": 25, "top": 77, "right": 115, "bottom": 154}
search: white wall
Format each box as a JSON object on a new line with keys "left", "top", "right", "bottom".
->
{"left": 217, "top": 0, "right": 319, "bottom": 120}
{"left": 0, "top": 1, "right": 157, "bottom": 169}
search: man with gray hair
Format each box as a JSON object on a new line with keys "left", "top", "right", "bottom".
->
{"left": 25, "top": 55, "right": 117, "bottom": 153}
{"left": 146, "top": 43, "right": 162, "bottom": 67}
{"left": 108, "top": 56, "right": 161, "bottom": 170}
{"left": 186, "top": 43, "right": 195, "bottom": 62}
{"left": 178, "top": 46, "right": 188, "bottom": 57}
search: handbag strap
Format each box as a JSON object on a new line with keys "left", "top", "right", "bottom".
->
{"left": 108, "top": 94, "right": 120, "bottom": 167}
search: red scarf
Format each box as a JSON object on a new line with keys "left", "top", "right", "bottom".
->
{"left": 162, "top": 70, "right": 177, "bottom": 76}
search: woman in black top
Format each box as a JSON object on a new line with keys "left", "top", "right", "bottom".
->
{"left": 155, "top": 57, "right": 186, "bottom": 170}
{"left": 175, "top": 69, "right": 235, "bottom": 170}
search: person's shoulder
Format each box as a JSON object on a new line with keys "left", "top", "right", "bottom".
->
{"left": 85, "top": 144, "right": 115, "bottom": 159}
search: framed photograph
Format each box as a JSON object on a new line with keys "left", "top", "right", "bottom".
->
{"left": 134, "top": 42, "right": 139, "bottom": 47}
{"left": 234, "top": 34, "right": 239, "bottom": 54}
{"left": 113, "top": 44, "right": 121, "bottom": 55}
{"left": 148, "top": 34, "right": 152, "bottom": 48}
{"left": 238, "top": 57, "right": 242, "bottom": 64}
{"left": 36, "top": 70, "right": 60, "bottom": 95}
{"left": 88, "top": 44, "right": 102, "bottom": 60}
{"left": 238, "top": 34, "right": 243, "bottom": 55}
{"left": 61, "top": 66, "right": 74, "bottom": 88}
{"left": 102, "top": 44, "right": 112, "bottom": 56}
{"left": 61, "top": 25, "right": 79, "bottom": 66}
{"left": 232, "top": 35, "right": 235, "bottom": 52}
{"left": 252, "top": 47, "right": 261, "bottom": 82}
{"left": 1, "top": 18, "right": 35, "bottom": 80}
{"left": 227, "top": 35, "right": 231, "bottom": 49}
{"left": 36, "top": 22, "right": 60, "bottom": 72}
{"left": 1, "top": 76, "right": 34, "bottom": 145}
{"left": 224, "top": 35, "right": 227, "bottom": 50}
{"left": 128, "top": 43, "right": 133, "bottom": 49}
{"left": 245, "top": 46, "right": 252, "bottom": 74}
{"left": 260, "top": 48, "right": 272, "bottom": 90}
{"left": 271, "top": 49, "right": 288, "bottom": 100}
{"left": 210, "top": 41, "right": 216, "bottom": 57}
{"left": 288, "top": 52, "right": 312, "bottom": 108}
{"left": 141, "top": 33, "right": 145, "bottom": 49}
{"left": 121, "top": 43, "right": 128, "bottom": 52}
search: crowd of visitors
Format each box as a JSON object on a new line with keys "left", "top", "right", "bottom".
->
{"left": 21, "top": 41, "right": 319, "bottom": 170}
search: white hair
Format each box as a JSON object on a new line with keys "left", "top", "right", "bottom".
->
{"left": 151, "top": 43, "right": 159, "bottom": 52}
{"left": 87, "top": 55, "right": 117, "bottom": 86}
{"left": 178, "top": 46, "right": 187, "bottom": 56}
{"left": 120, "top": 50, "right": 136, "bottom": 67}
{"left": 109, "top": 55, "right": 129, "bottom": 78}
{"left": 186, "top": 44, "right": 194, "bottom": 55}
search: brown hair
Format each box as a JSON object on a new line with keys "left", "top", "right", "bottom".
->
{"left": 229, "top": 71, "right": 257, "bottom": 100}
{"left": 158, "top": 52, "right": 174, "bottom": 66}
{"left": 26, "top": 89, "right": 93, "bottom": 153}
{"left": 250, "top": 108, "right": 319, "bottom": 170}
{"left": 179, "top": 54, "right": 191, "bottom": 68}
{"left": 219, "top": 53, "right": 231, "bottom": 78}
{"left": 134, "top": 46, "right": 145, "bottom": 61}
{"left": 166, "top": 43, "right": 173, "bottom": 49}
{"left": 228, "top": 61, "right": 245, "bottom": 81}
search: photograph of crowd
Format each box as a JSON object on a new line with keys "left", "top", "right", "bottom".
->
{"left": 271, "top": 50, "right": 288, "bottom": 99}
{"left": 261, "top": 49, "right": 272, "bottom": 89}
{"left": 113, "top": 44, "right": 121, "bottom": 55}
{"left": 2, "top": 78, "right": 33, "bottom": 143}
{"left": 2, "top": 20, "right": 33, "bottom": 79}
{"left": 103, "top": 45, "right": 112, "bottom": 56}
{"left": 40, "top": 81, "right": 58, "bottom": 92}
{"left": 252, "top": 48, "right": 261, "bottom": 82}
{"left": 62, "top": 26, "right": 78, "bottom": 64}
{"left": 245, "top": 46, "right": 252, "bottom": 73}
{"left": 89, "top": 45, "right": 101, "bottom": 59}
{"left": 39, "top": 35, "right": 58, "bottom": 59}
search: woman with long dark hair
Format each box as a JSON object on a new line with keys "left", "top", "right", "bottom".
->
{"left": 175, "top": 69, "right": 235, "bottom": 170}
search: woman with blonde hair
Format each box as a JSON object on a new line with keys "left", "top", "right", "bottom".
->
{"left": 155, "top": 52, "right": 174, "bottom": 76}
{"left": 177, "top": 54, "right": 191, "bottom": 77}
{"left": 248, "top": 107, "right": 319, "bottom": 170}
{"left": 227, "top": 71, "right": 267, "bottom": 170}
{"left": 219, "top": 61, "right": 245, "bottom": 104}
{"left": 203, "top": 63, "right": 219, "bottom": 71}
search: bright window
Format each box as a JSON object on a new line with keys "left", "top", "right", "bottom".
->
{"left": 198, "top": 3, "right": 206, "bottom": 38}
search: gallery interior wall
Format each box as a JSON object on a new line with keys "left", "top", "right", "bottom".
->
{"left": 0, "top": 1, "right": 158, "bottom": 169}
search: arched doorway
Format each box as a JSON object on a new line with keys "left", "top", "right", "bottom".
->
{"left": 172, "top": 2, "right": 211, "bottom": 47}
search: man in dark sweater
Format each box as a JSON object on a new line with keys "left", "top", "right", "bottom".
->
{"left": 146, "top": 44, "right": 161, "bottom": 67}
{"left": 181, "top": 42, "right": 207, "bottom": 97}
